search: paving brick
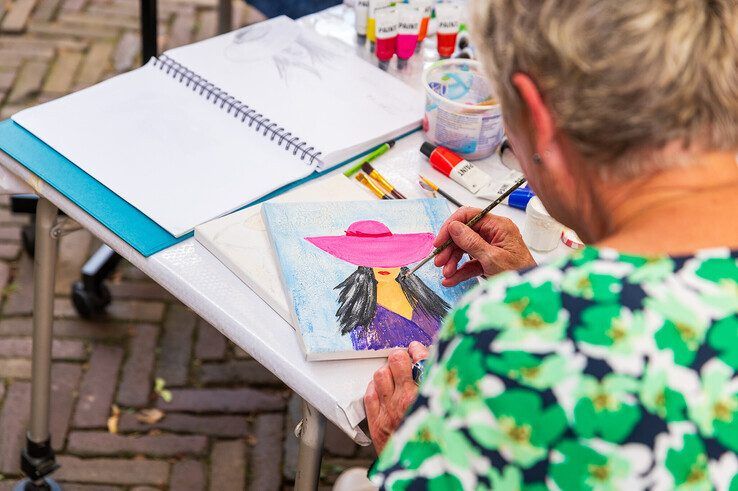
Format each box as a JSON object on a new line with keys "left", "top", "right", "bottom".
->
{"left": 107, "top": 280, "right": 174, "bottom": 302}
{"left": 0, "top": 71, "right": 16, "bottom": 92}
{"left": 0, "top": 37, "right": 86, "bottom": 53}
{"left": 118, "top": 412, "right": 248, "bottom": 438}
{"left": 0, "top": 317, "right": 134, "bottom": 339}
{"left": 130, "top": 488, "right": 160, "bottom": 491}
{"left": 1, "top": 0, "right": 38, "bottom": 33}
{"left": 0, "top": 260, "right": 10, "bottom": 293}
{"left": 3, "top": 254, "right": 33, "bottom": 316}
{"left": 0, "top": 338, "right": 86, "bottom": 360}
{"left": 42, "top": 49, "right": 83, "bottom": 94}
{"left": 166, "top": 12, "right": 195, "bottom": 49}
{"left": 0, "top": 224, "right": 22, "bottom": 242}
{"left": 198, "top": 360, "right": 282, "bottom": 386}
{"left": 75, "top": 40, "right": 113, "bottom": 87}
{"left": 232, "top": 346, "right": 250, "bottom": 359}
{"left": 59, "top": 0, "right": 85, "bottom": 13}
{"left": 0, "top": 242, "right": 20, "bottom": 260}
{"left": 170, "top": 459, "right": 206, "bottom": 491}
{"left": 194, "top": 319, "right": 226, "bottom": 361}
{"left": 54, "top": 229, "right": 92, "bottom": 294}
{"left": 0, "top": 208, "right": 31, "bottom": 225}
{"left": 0, "top": 381, "right": 5, "bottom": 402}
{"left": 28, "top": 21, "right": 115, "bottom": 39}
{"left": 0, "top": 381, "right": 30, "bottom": 474}
{"left": 55, "top": 456, "right": 170, "bottom": 486}
{"left": 116, "top": 324, "right": 158, "bottom": 408}
{"left": 0, "top": 358, "right": 31, "bottom": 378}
{"left": 67, "top": 431, "right": 208, "bottom": 457}
{"left": 53, "top": 297, "right": 165, "bottom": 322}
{"left": 58, "top": 485, "right": 122, "bottom": 491}
{"left": 113, "top": 30, "right": 139, "bottom": 71}
{"left": 32, "top": 0, "right": 61, "bottom": 21}
{"left": 50, "top": 362, "right": 84, "bottom": 451}
{"left": 195, "top": 10, "right": 216, "bottom": 41}
{"left": 6, "top": 59, "right": 47, "bottom": 106}
{"left": 59, "top": 11, "right": 139, "bottom": 30}
{"left": 73, "top": 344, "right": 123, "bottom": 428}
{"left": 249, "top": 413, "right": 283, "bottom": 491}
{"left": 209, "top": 440, "right": 245, "bottom": 491}
{"left": 282, "top": 392, "right": 301, "bottom": 480}
{"left": 155, "top": 304, "right": 196, "bottom": 387}
{"left": 157, "top": 388, "right": 286, "bottom": 413}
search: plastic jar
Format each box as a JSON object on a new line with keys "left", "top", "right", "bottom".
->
{"left": 523, "top": 197, "right": 562, "bottom": 252}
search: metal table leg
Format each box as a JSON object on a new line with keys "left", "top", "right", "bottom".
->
{"left": 140, "top": 0, "right": 158, "bottom": 62}
{"left": 15, "top": 198, "right": 60, "bottom": 491}
{"left": 294, "top": 400, "right": 326, "bottom": 491}
{"left": 217, "top": 0, "right": 231, "bottom": 34}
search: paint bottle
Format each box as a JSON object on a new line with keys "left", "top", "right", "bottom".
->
{"left": 420, "top": 142, "right": 492, "bottom": 194}
{"left": 374, "top": 6, "right": 398, "bottom": 70}
{"left": 435, "top": 3, "right": 461, "bottom": 59}
{"left": 396, "top": 4, "right": 422, "bottom": 69}
{"left": 409, "top": 0, "right": 432, "bottom": 50}
{"left": 367, "top": 0, "right": 391, "bottom": 52}
{"left": 354, "top": 0, "right": 370, "bottom": 43}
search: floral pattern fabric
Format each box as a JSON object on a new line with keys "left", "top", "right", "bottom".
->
{"left": 369, "top": 247, "right": 738, "bottom": 490}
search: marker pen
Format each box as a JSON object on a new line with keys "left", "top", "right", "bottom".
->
{"left": 367, "top": 0, "right": 391, "bottom": 52}
{"left": 354, "top": 0, "right": 370, "bottom": 41}
{"left": 409, "top": 0, "right": 432, "bottom": 48}
{"left": 435, "top": 3, "right": 461, "bottom": 59}
{"left": 396, "top": 4, "right": 422, "bottom": 69}
{"left": 374, "top": 6, "right": 398, "bottom": 70}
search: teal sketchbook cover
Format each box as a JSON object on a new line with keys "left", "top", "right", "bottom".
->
{"left": 0, "top": 119, "right": 419, "bottom": 257}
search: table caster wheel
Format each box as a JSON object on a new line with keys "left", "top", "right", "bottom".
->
{"left": 71, "top": 281, "right": 111, "bottom": 318}
{"left": 13, "top": 478, "right": 62, "bottom": 491}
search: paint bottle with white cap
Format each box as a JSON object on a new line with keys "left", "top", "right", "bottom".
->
{"left": 523, "top": 196, "right": 562, "bottom": 251}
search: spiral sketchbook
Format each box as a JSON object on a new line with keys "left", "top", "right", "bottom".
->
{"left": 11, "top": 16, "right": 422, "bottom": 237}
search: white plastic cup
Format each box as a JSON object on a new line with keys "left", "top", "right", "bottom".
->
{"left": 422, "top": 59, "right": 504, "bottom": 160}
{"left": 523, "top": 197, "right": 562, "bottom": 252}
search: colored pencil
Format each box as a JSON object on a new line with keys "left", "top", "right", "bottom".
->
{"left": 343, "top": 140, "right": 396, "bottom": 177}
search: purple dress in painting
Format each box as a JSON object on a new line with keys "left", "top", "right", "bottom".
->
{"left": 349, "top": 305, "right": 438, "bottom": 351}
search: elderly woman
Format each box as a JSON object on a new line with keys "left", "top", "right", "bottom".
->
{"left": 353, "top": 0, "right": 738, "bottom": 489}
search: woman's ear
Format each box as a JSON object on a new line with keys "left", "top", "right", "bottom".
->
{"left": 511, "top": 73, "right": 556, "bottom": 159}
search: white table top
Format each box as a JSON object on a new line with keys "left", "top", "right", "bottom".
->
{"left": 0, "top": 5, "right": 567, "bottom": 445}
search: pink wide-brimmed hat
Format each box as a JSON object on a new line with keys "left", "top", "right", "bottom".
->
{"left": 305, "top": 220, "right": 434, "bottom": 268}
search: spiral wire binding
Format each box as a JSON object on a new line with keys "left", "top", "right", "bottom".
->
{"left": 152, "top": 56, "right": 324, "bottom": 169}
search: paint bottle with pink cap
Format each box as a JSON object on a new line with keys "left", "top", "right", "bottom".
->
{"left": 374, "top": 6, "right": 398, "bottom": 70}
{"left": 395, "top": 4, "right": 422, "bottom": 69}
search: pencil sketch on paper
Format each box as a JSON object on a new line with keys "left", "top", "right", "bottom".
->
{"left": 224, "top": 20, "right": 337, "bottom": 85}
{"left": 305, "top": 220, "right": 450, "bottom": 351}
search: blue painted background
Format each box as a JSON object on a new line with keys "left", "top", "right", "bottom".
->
{"left": 263, "top": 198, "right": 476, "bottom": 357}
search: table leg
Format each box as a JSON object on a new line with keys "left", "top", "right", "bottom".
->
{"left": 217, "top": 0, "right": 231, "bottom": 34}
{"left": 294, "top": 400, "right": 326, "bottom": 491}
{"left": 16, "top": 198, "right": 60, "bottom": 490}
{"left": 140, "top": 0, "right": 158, "bottom": 62}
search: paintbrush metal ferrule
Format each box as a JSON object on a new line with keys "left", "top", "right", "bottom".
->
{"left": 405, "top": 177, "right": 527, "bottom": 277}
{"left": 356, "top": 172, "right": 391, "bottom": 200}
{"left": 362, "top": 163, "right": 407, "bottom": 199}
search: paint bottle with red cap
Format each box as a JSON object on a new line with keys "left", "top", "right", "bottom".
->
{"left": 435, "top": 3, "right": 461, "bottom": 59}
{"left": 420, "top": 142, "right": 492, "bottom": 193}
{"left": 374, "top": 6, "right": 398, "bottom": 70}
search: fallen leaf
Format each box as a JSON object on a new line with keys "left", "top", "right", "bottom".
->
{"left": 107, "top": 404, "right": 121, "bottom": 434}
{"left": 135, "top": 408, "right": 165, "bottom": 425}
{"left": 154, "top": 377, "right": 173, "bottom": 403}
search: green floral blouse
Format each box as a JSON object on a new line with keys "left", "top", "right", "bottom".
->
{"left": 369, "top": 246, "right": 738, "bottom": 490}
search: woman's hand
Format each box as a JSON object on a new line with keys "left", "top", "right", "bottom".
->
{"left": 364, "top": 342, "right": 429, "bottom": 454}
{"left": 434, "top": 207, "right": 536, "bottom": 286}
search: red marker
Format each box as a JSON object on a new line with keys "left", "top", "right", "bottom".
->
{"left": 435, "top": 3, "right": 460, "bottom": 59}
{"left": 420, "top": 142, "right": 492, "bottom": 194}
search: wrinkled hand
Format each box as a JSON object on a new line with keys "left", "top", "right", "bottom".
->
{"left": 434, "top": 207, "right": 536, "bottom": 286}
{"left": 364, "top": 342, "right": 429, "bottom": 454}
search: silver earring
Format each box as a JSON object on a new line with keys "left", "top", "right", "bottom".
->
{"left": 532, "top": 153, "right": 543, "bottom": 164}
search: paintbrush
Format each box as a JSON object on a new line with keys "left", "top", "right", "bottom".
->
{"left": 404, "top": 176, "right": 527, "bottom": 277}
{"left": 418, "top": 175, "right": 463, "bottom": 208}
{"left": 361, "top": 162, "right": 406, "bottom": 199}
{"left": 356, "top": 173, "right": 393, "bottom": 200}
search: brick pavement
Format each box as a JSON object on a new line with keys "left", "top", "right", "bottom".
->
{"left": 0, "top": 0, "right": 375, "bottom": 486}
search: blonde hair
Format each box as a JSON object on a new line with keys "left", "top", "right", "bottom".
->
{"left": 470, "top": 0, "right": 738, "bottom": 176}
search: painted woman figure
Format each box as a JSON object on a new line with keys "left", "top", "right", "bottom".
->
{"left": 306, "top": 220, "right": 450, "bottom": 351}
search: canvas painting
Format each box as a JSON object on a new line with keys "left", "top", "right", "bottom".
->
{"left": 262, "top": 199, "right": 475, "bottom": 360}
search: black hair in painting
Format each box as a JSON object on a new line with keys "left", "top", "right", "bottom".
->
{"left": 334, "top": 267, "right": 450, "bottom": 335}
